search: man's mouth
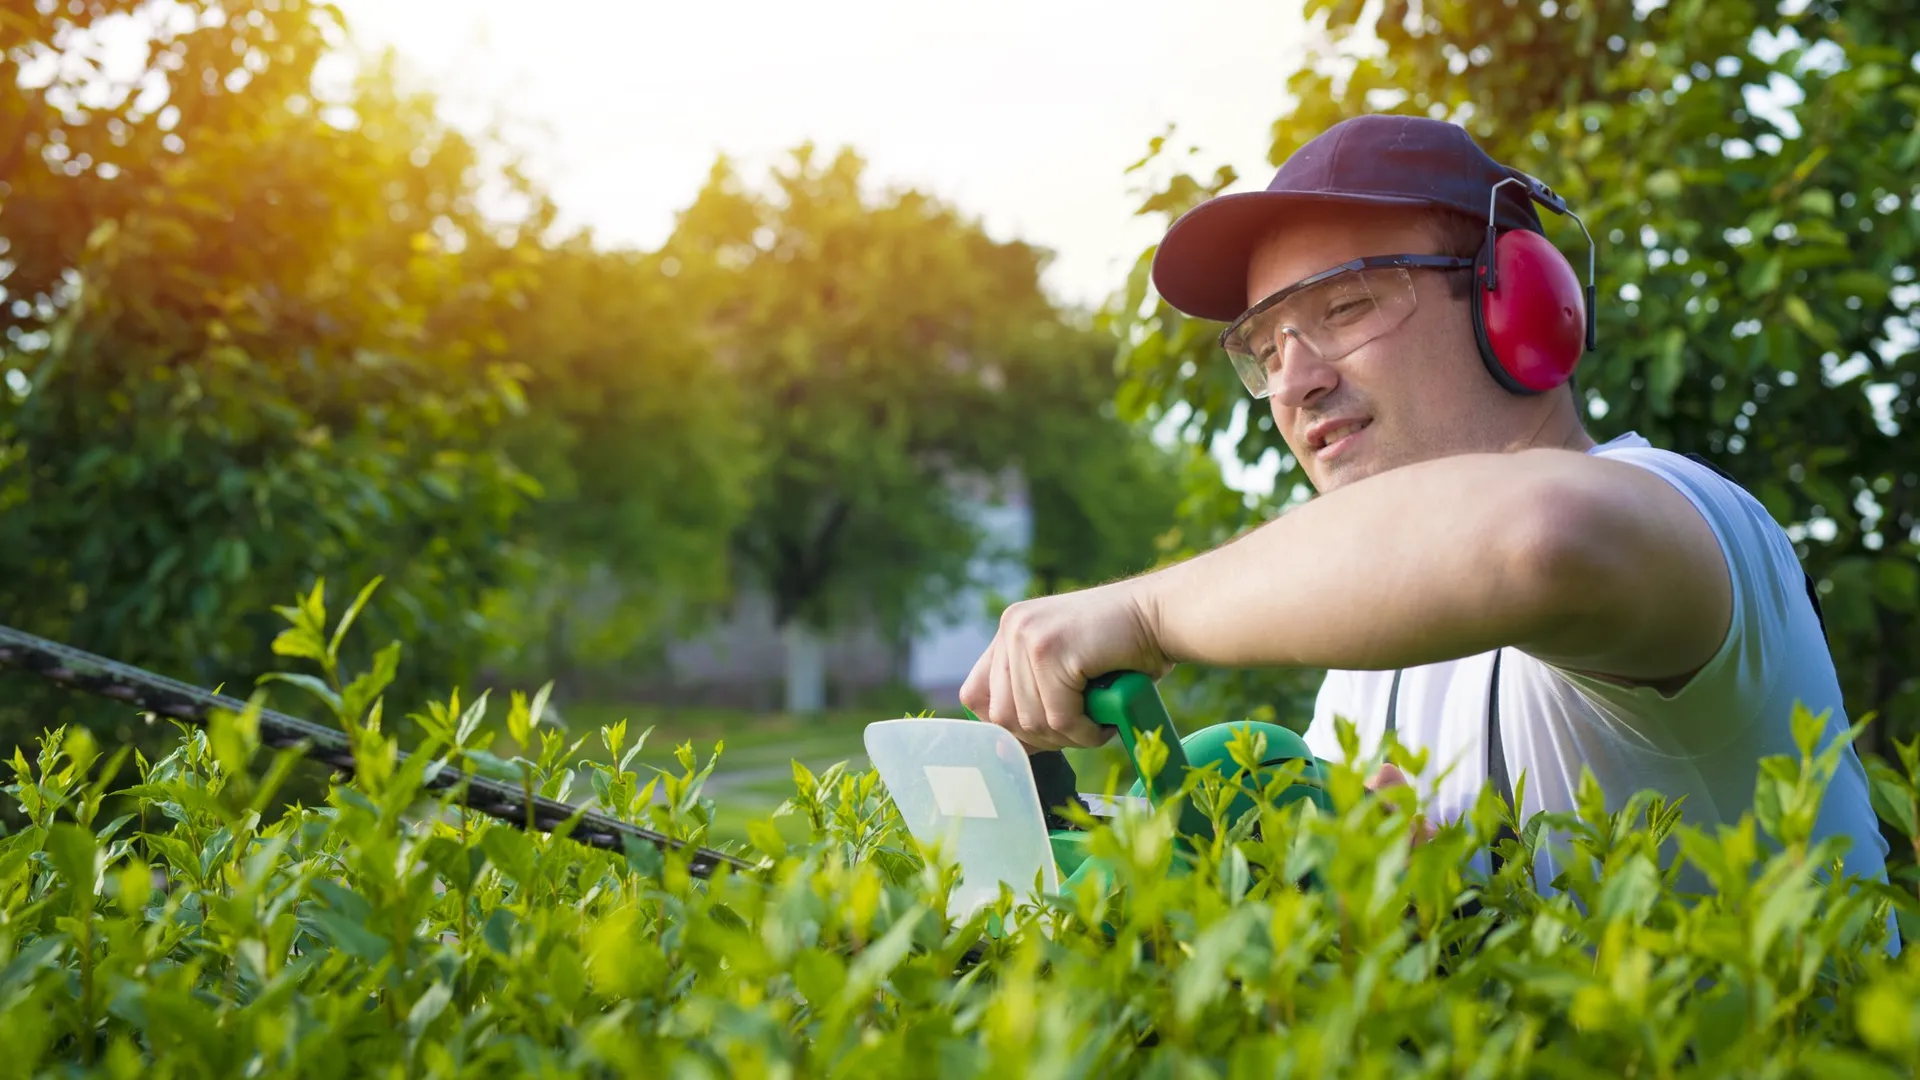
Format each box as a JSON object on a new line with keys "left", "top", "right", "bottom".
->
{"left": 1309, "top": 418, "right": 1371, "bottom": 458}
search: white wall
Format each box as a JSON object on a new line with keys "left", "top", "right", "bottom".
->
{"left": 907, "top": 488, "right": 1032, "bottom": 708}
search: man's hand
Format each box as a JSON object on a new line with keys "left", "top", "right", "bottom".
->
{"left": 958, "top": 580, "right": 1173, "bottom": 752}
{"left": 1366, "top": 763, "right": 1437, "bottom": 845}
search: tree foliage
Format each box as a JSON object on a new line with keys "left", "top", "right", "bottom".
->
{"left": 1114, "top": 0, "right": 1920, "bottom": 745}
{"left": 1016, "top": 326, "right": 1187, "bottom": 598}
{"left": 1, "top": 3, "right": 1188, "bottom": 736}
{"left": 664, "top": 146, "right": 1102, "bottom": 639}
{"left": 0, "top": 2, "right": 550, "bottom": 731}
{"left": 484, "top": 239, "right": 759, "bottom": 691}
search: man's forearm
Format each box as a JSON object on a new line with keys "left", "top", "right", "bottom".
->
{"left": 1136, "top": 449, "right": 1603, "bottom": 672}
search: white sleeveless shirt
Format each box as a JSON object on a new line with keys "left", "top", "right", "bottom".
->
{"left": 1303, "top": 433, "right": 1892, "bottom": 912}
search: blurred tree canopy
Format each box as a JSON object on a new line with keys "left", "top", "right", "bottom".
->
{"left": 0, "top": 0, "right": 1186, "bottom": 736}
{"left": 666, "top": 146, "right": 1037, "bottom": 643}
{"left": 483, "top": 239, "right": 759, "bottom": 692}
{"left": 0, "top": 0, "right": 763, "bottom": 739}
{"left": 1018, "top": 328, "right": 1187, "bottom": 599}
{"left": 663, "top": 146, "right": 1184, "bottom": 708}
{"left": 0, "top": 1, "right": 551, "bottom": 736}
{"left": 1114, "top": 0, "right": 1920, "bottom": 746}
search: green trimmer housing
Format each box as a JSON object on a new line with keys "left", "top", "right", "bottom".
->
{"left": 1041, "top": 671, "right": 1333, "bottom": 891}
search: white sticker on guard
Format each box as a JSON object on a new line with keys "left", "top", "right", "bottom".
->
{"left": 923, "top": 765, "right": 999, "bottom": 819}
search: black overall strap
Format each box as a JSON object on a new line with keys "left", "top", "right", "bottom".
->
{"left": 1485, "top": 651, "right": 1518, "bottom": 872}
{"left": 1384, "top": 653, "right": 1515, "bottom": 874}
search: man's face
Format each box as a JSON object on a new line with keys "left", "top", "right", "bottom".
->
{"left": 1243, "top": 210, "right": 1508, "bottom": 494}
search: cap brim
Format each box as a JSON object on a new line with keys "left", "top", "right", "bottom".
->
{"left": 1148, "top": 190, "right": 1436, "bottom": 324}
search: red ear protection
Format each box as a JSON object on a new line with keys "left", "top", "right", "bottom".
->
{"left": 1469, "top": 174, "right": 1598, "bottom": 395}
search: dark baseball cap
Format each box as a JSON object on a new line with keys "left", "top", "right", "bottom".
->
{"left": 1149, "top": 114, "right": 1547, "bottom": 324}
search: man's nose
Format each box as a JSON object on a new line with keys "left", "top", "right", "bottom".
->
{"left": 1268, "top": 332, "right": 1339, "bottom": 408}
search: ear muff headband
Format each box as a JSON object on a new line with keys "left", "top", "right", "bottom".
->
{"left": 1471, "top": 173, "right": 1599, "bottom": 395}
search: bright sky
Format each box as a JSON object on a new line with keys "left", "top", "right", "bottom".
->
{"left": 329, "top": 0, "right": 1315, "bottom": 313}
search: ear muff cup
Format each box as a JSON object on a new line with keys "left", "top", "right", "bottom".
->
{"left": 1471, "top": 228, "right": 1589, "bottom": 395}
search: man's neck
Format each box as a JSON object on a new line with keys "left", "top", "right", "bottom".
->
{"left": 1512, "top": 398, "right": 1595, "bottom": 455}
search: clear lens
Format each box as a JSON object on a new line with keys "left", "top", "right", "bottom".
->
{"left": 1222, "top": 267, "right": 1421, "bottom": 399}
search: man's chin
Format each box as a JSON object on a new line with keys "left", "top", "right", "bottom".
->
{"left": 1307, "top": 453, "right": 1385, "bottom": 494}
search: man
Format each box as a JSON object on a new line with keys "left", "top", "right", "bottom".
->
{"left": 958, "top": 114, "right": 1890, "bottom": 898}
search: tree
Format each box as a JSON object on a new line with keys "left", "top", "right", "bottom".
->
{"left": 665, "top": 145, "right": 1120, "bottom": 712}
{"left": 484, "top": 238, "right": 758, "bottom": 695}
{"left": 1013, "top": 322, "right": 1187, "bottom": 598}
{"left": 0, "top": 3, "right": 548, "bottom": 743}
{"left": 1113, "top": 0, "right": 1920, "bottom": 746}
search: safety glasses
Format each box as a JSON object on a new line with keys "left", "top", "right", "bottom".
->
{"left": 1218, "top": 254, "right": 1473, "bottom": 399}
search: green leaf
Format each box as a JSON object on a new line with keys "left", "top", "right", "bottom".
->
{"left": 548, "top": 943, "right": 585, "bottom": 1010}
{"left": 421, "top": 837, "right": 488, "bottom": 894}
{"left": 461, "top": 690, "right": 496, "bottom": 748}
{"left": 481, "top": 827, "right": 536, "bottom": 887}
{"left": 311, "top": 878, "right": 373, "bottom": 922}
{"left": 1855, "top": 981, "right": 1919, "bottom": 1056}
{"left": 1798, "top": 188, "right": 1835, "bottom": 217}
{"left": 1874, "top": 559, "right": 1918, "bottom": 613}
{"left": 0, "top": 937, "right": 66, "bottom": 992}
{"left": 1740, "top": 252, "right": 1783, "bottom": 297}
{"left": 115, "top": 859, "right": 153, "bottom": 914}
{"left": 406, "top": 981, "right": 454, "bottom": 1038}
{"left": 1866, "top": 761, "right": 1918, "bottom": 838}
{"left": 1644, "top": 169, "right": 1682, "bottom": 199}
{"left": 453, "top": 687, "right": 491, "bottom": 749}
{"left": 1782, "top": 294, "right": 1834, "bottom": 348}
{"left": 222, "top": 538, "right": 251, "bottom": 582}
{"left": 257, "top": 672, "right": 344, "bottom": 717}
{"left": 791, "top": 759, "right": 817, "bottom": 800}
{"left": 198, "top": 826, "right": 235, "bottom": 880}
{"left": 301, "top": 578, "right": 328, "bottom": 631}
{"left": 482, "top": 908, "right": 517, "bottom": 955}
{"left": 1798, "top": 1049, "right": 1909, "bottom": 1080}
{"left": 1595, "top": 854, "right": 1660, "bottom": 924}
{"left": 207, "top": 700, "right": 262, "bottom": 776}
{"left": 308, "top": 908, "right": 391, "bottom": 963}
{"left": 0, "top": 827, "right": 45, "bottom": 887}
{"left": 269, "top": 626, "right": 329, "bottom": 666}
{"left": 341, "top": 641, "right": 402, "bottom": 724}
{"left": 840, "top": 907, "right": 924, "bottom": 1004}
{"left": 327, "top": 576, "right": 385, "bottom": 663}
{"left": 506, "top": 690, "right": 532, "bottom": 748}
{"left": 792, "top": 948, "right": 847, "bottom": 1007}
{"left": 45, "top": 822, "right": 100, "bottom": 910}
{"left": 1173, "top": 907, "right": 1260, "bottom": 1023}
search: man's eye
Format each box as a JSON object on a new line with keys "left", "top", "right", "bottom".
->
{"left": 1324, "top": 297, "right": 1374, "bottom": 323}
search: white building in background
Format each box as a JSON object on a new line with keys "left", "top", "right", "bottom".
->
{"left": 651, "top": 475, "right": 1033, "bottom": 713}
{"left": 906, "top": 482, "right": 1032, "bottom": 709}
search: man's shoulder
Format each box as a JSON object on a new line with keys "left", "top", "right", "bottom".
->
{"left": 1589, "top": 433, "right": 1742, "bottom": 496}
{"left": 1588, "top": 434, "right": 1758, "bottom": 503}
{"left": 1586, "top": 433, "right": 1793, "bottom": 566}
{"left": 1567, "top": 435, "right": 1834, "bottom": 724}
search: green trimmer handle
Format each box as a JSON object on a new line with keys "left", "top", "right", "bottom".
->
{"left": 1083, "top": 671, "right": 1214, "bottom": 842}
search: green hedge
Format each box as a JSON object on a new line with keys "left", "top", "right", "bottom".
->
{"left": 3, "top": 591, "right": 1919, "bottom": 1078}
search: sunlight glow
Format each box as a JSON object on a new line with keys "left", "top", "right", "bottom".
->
{"left": 330, "top": 0, "right": 1312, "bottom": 311}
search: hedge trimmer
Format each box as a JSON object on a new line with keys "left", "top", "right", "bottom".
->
{"left": 867, "top": 670, "right": 1331, "bottom": 919}
{"left": 0, "top": 623, "right": 758, "bottom": 879}
{"left": 1, "top": 623, "right": 1334, "bottom": 907}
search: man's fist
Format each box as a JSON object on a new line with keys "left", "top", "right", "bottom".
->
{"left": 958, "top": 580, "right": 1173, "bottom": 753}
{"left": 1366, "top": 762, "right": 1437, "bottom": 845}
